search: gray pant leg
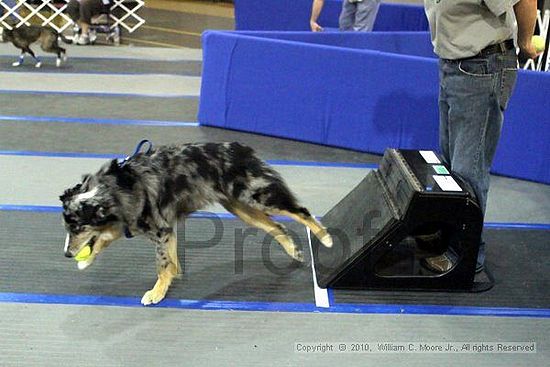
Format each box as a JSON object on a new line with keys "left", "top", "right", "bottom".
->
{"left": 354, "top": 0, "right": 381, "bottom": 31}
{"left": 339, "top": 0, "right": 357, "bottom": 31}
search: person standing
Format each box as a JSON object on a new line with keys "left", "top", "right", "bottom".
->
{"left": 421, "top": 0, "right": 540, "bottom": 273}
{"left": 66, "top": 0, "right": 110, "bottom": 45}
{"left": 310, "top": 0, "right": 381, "bottom": 32}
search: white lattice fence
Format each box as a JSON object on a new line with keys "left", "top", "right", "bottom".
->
{"left": 110, "top": 0, "right": 144, "bottom": 33}
{"left": 0, "top": 0, "right": 144, "bottom": 33}
{"left": 1, "top": 0, "right": 74, "bottom": 32}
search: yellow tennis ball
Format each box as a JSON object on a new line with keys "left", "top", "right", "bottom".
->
{"left": 532, "top": 35, "right": 546, "bottom": 53}
{"left": 75, "top": 245, "right": 92, "bottom": 262}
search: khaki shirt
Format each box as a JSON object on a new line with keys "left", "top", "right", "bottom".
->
{"left": 424, "top": 0, "right": 519, "bottom": 59}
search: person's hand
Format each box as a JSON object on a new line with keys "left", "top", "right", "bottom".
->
{"left": 310, "top": 21, "right": 323, "bottom": 32}
{"left": 518, "top": 39, "right": 542, "bottom": 60}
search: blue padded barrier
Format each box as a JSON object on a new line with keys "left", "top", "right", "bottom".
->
{"left": 371, "top": 2, "right": 429, "bottom": 31}
{"left": 492, "top": 70, "right": 550, "bottom": 183}
{"left": 232, "top": 31, "right": 436, "bottom": 58}
{"left": 234, "top": 0, "right": 429, "bottom": 32}
{"left": 199, "top": 31, "right": 550, "bottom": 184}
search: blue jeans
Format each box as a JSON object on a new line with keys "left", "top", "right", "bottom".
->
{"left": 339, "top": 0, "right": 381, "bottom": 32}
{"left": 438, "top": 47, "right": 518, "bottom": 267}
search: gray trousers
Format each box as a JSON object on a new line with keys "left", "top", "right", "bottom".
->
{"left": 66, "top": 0, "right": 106, "bottom": 24}
{"left": 339, "top": 0, "right": 381, "bottom": 32}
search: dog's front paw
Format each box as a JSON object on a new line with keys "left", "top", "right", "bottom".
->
{"left": 141, "top": 289, "right": 166, "bottom": 306}
{"left": 12, "top": 61, "right": 21, "bottom": 67}
{"left": 35, "top": 61, "right": 42, "bottom": 68}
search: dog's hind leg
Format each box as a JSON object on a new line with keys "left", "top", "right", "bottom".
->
{"left": 224, "top": 200, "right": 304, "bottom": 262}
{"left": 42, "top": 38, "right": 66, "bottom": 67}
{"left": 12, "top": 50, "right": 24, "bottom": 67}
{"left": 51, "top": 46, "right": 65, "bottom": 68}
{"left": 55, "top": 48, "right": 66, "bottom": 67}
{"left": 245, "top": 177, "right": 333, "bottom": 248}
{"left": 59, "top": 46, "right": 67, "bottom": 65}
{"left": 270, "top": 208, "right": 333, "bottom": 248}
{"left": 141, "top": 230, "right": 180, "bottom": 306}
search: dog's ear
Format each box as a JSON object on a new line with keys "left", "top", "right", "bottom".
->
{"left": 96, "top": 206, "right": 107, "bottom": 220}
{"left": 81, "top": 174, "right": 92, "bottom": 184}
{"left": 59, "top": 183, "right": 82, "bottom": 204}
{"left": 60, "top": 173, "right": 96, "bottom": 205}
{"left": 107, "top": 159, "right": 120, "bottom": 173}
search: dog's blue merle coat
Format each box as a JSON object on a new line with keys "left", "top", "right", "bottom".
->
{"left": 61, "top": 142, "right": 310, "bottom": 240}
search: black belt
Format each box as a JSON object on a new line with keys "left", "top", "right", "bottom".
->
{"left": 477, "top": 39, "right": 515, "bottom": 57}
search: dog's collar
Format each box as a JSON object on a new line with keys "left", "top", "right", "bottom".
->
{"left": 118, "top": 140, "right": 152, "bottom": 239}
{"left": 118, "top": 139, "right": 153, "bottom": 167}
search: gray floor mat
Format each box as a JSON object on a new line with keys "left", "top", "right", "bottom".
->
{"left": 0, "top": 71, "right": 200, "bottom": 96}
{"left": 0, "top": 93, "right": 198, "bottom": 121}
{"left": 0, "top": 56, "right": 201, "bottom": 76}
{"left": 1, "top": 211, "right": 548, "bottom": 309}
{"left": 0, "top": 120, "right": 380, "bottom": 163}
{"left": 2, "top": 303, "right": 547, "bottom": 367}
{"left": 0, "top": 212, "right": 315, "bottom": 303}
{"left": 334, "top": 229, "right": 550, "bottom": 309}
{"left": 0, "top": 43, "right": 203, "bottom": 61}
{"left": 129, "top": 7, "right": 234, "bottom": 49}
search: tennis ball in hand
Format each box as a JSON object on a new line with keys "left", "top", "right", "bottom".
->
{"left": 532, "top": 35, "right": 546, "bottom": 53}
{"left": 74, "top": 245, "right": 92, "bottom": 262}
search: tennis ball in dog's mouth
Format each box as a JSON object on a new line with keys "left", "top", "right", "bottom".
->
{"left": 532, "top": 35, "right": 546, "bottom": 53}
{"left": 74, "top": 245, "right": 92, "bottom": 262}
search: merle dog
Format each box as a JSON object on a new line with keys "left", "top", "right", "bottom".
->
{"left": 60, "top": 142, "right": 333, "bottom": 305}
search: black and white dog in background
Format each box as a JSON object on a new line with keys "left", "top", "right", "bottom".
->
{"left": 2, "top": 24, "right": 71, "bottom": 68}
{"left": 60, "top": 142, "right": 333, "bottom": 305}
